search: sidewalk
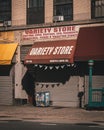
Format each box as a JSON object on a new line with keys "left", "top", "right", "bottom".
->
{"left": 0, "top": 105, "right": 104, "bottom": 124}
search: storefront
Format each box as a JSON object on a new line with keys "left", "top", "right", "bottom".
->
{"left": 21, "top": 25, "right": 81, "bottom": 107}
{"left": 22, "top": 25, "right": 104, "bottom": 108}
{"left": 0, "top": 43, "right": 18, "bottom": 105}
{"left": 75, "top": 26, "right": 104, "bottom": 108}
{"left": 23, "top": 40, "right": 79, "bottom": 107}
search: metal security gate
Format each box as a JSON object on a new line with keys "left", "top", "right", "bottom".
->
{"left": 91, "top": 88, "right": 104, "bottom": 107}
{"left": 20, "top": 45, "right": 31, "bottom": 61}
{"left": 36, "top": 76, "right": 79, "bottom": 107}
{"left": 85, "top": 76, "right": 104, "bottom": 107}
{"left": 0, "top": 76, "right": 13, "bottom": 105}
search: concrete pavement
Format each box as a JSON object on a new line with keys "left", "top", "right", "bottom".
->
{"left": 0, "top": 105, "right": 104, "bottom": 125}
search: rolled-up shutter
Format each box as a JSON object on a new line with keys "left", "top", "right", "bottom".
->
{"left": 0, "top": 76, "right": 13, "bottom": 105}
{"left": 20, "top": 45, "right": 32, "bottom": 61}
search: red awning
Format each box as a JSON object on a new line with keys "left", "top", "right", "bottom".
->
{"left": 24, "top": 40, "right": 76, "bottom": 64}
{"left": 75, "top": 26, "right": 104, "bottom": 61}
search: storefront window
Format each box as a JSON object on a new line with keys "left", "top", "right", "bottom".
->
{"left": 53, "top": 0, "right": 73, "bottom": 21}
{"left": 27, "top": 0, "right": 44, "bottom": 24}
{"left": 91, "top": 0, "right": 104, "bottom": 18}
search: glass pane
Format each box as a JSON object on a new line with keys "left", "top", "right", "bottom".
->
{"left": 33, "top": 0, "right": 37, "bottom": 7}
{"left": 38, "top": 0, "right": 44, "bottom": 7}
{"left": 29, "top": 0, "right": 44, "bottom": 8}
{"left": 29, "top": 0, "right": 37, "bottom": 7}
{"left": 54, "top": 0, "right": 72, "bottom": 4}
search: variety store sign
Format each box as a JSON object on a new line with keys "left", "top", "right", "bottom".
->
{"left": 22, "top": 26, "right": 79, "bottom": 42}
{"left": 25, "top": 40, "right": 76, "bottom": 64}
{"left": 29, "top": 46, "right": 74, "bottom": 56}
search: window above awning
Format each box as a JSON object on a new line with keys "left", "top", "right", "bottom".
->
{"left": 0, "top": 43, "right": 18, "bottom": 65}
{"left": 75, "top": 26, "right": 104, "bottom": 61}
{"left": 24, "top": 40, "right": 76, "bottom": 64}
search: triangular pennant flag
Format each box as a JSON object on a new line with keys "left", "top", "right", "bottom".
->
{"left": 44, "top": 66, "right": 48, "bottom": 70}
{"left": 49, "top": 66, "right": 53, "bottom": 70}
{"left": 55, "top": 66, "right": 59, "bottom": 69}
{"left": 39, "top": 65, "right": 43, "bottom": 68}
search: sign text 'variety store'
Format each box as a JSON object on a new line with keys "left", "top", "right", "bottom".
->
{"left": 29, "top": 46, "right": 73, "bottom": 56}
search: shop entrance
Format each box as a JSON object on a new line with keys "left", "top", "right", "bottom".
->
{"left": 22, "top": 63, "right": 79, "bottom": 107}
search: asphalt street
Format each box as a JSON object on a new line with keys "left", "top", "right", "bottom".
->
{"left": 0, "top": 105, "right": 104, "bottom": 130}
{"left": 0, "top": 121, "right": 104, "bottom": 130}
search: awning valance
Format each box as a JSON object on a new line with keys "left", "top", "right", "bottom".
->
{"left": 25, "top": 40, "right": 76, "bottom": 64}
{"left": 0, "top": 43, "right": 18, "bottom": 65}
{"left": 75, "top": 26, "right": 104, "bottom": 61}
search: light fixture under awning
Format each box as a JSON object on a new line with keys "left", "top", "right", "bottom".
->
{"left": 24, "top": 40, "right": 76, "bottom": 64}
{"left": 0, "top": 43, "right": 18, "bottom": 65}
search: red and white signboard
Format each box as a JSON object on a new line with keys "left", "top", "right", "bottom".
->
{"left": 22, "top": 26, "right": 79, "bottom": 42}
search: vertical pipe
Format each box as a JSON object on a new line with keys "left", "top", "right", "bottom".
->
{"left": 88, "top": 60, "right": 94, "bottom": 107}
{"left": 88, "top": 66, "right": 92, "bottom": 105}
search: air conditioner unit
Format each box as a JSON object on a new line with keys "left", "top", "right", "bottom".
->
{"left": 3, "top": 20, "right": 12, "bottom": 27}
{"left": 53, "top": 16, "right": 64, "bottom": 22}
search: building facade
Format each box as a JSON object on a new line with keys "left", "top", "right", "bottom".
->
{"left": 0, "top": 0, "right": 104, "bottom": 107}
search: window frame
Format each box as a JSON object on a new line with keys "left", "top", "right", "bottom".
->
{"left": 53, "top": 0, "right": 73, "bottom": 21}
{"left": 91, "top": 0, "right": 104, "bottom": 19}
{"left": 0, "top": 0, "right": 11, "bottom": 22}
{"left": 27, "top": 0, "right": 44, "bottom": 25}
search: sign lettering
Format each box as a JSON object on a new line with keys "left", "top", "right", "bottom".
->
{"left": 22, "top": 26, "right": 79, "bottom": 42}
{"left": 29, "top": 46, "right": 74, "bottom": 56}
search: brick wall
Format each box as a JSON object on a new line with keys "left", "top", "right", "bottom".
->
{"left": 11, "top": 0, "right": 97, "bottom": 26}
{"left": 45, "top": 0, "right": 53, "bottom": 23}
{"left": 12, "top": 0, "right": 26, "bottom": 26}
{"left": 73, "top": 0, "right": 91, "bottom": 21}
{"left": 45, "top": 0, "right": 91, "bottom": 23}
